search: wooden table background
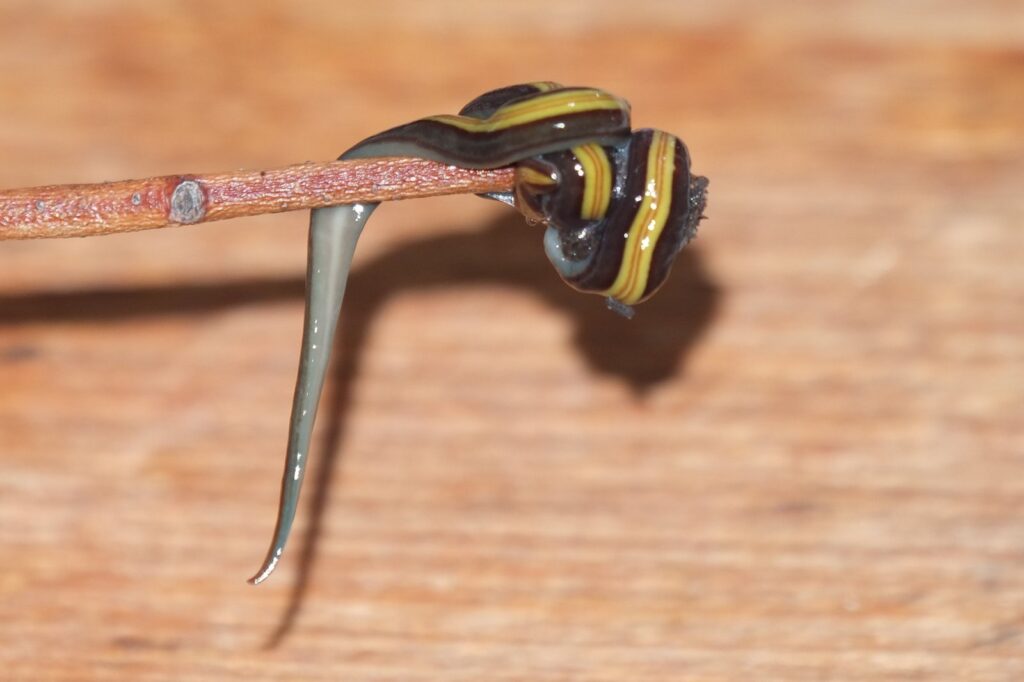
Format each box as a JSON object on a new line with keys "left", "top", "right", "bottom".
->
{"left": 1, "top": 2, "right": 1022, "bottom": 680}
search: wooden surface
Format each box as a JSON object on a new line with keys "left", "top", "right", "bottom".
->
{"left": 1, "top": 2, "right": 1022, "bottom": 680}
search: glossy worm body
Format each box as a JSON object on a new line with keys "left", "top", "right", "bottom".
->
{"left": 249, "top": 82, "right": 708, "bottom": 584}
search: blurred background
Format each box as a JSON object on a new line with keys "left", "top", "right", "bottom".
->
{"left": 1, "top": 2, "right": 1022, "bottom": 679}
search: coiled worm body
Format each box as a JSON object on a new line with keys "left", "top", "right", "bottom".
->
{"left": 249, "top": 83, "right": 708, "bottom": 584}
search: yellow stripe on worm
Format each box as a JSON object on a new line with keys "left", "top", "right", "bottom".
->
{"left": 571, "top": 143, "right": 613, "bottom": 220}
{"left": 603, "top": 130, "right": 676, "bottom": 305}
{"left": 527, "top": 80, "right": 562, "bottom": 93}
{"left": 516, "top": 164, "right": 558, "bottom": 188}
{"left": 426, "top": 89, "right": 627, "bottom": 132}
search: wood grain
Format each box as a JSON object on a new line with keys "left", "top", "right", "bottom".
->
{"left": 1, "top": 2, "right": 1022, "bottom": 680}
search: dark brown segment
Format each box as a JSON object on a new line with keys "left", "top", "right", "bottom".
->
{"left": 458, "top": 83, "right": 553, "bottom": 119}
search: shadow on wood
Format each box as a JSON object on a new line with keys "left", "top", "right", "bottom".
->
{"left": 262, "top": 212, "right": 720, "bottom": 645}
{"left": 0, "top": 212, "right": 721, "bottom": 645}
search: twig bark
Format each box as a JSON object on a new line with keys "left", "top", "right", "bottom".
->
{"left": 0, "top": 158, "right": 516, "bottom": 240}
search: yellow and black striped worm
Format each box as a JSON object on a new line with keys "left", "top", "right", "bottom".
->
{"left": 249, "top": 83, "right": 708, "bottom": 584}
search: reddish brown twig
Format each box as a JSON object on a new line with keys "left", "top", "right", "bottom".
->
{"left": 0, "top": 158, "right": 517, "bottom": 240}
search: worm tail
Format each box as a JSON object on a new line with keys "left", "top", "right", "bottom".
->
{"left": 248, "top": 202, "right": 374, "bottom": 584}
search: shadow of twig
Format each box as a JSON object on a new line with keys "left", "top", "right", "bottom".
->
{"left": 0, "top": 211, "right": 721, "bottom": 645}
{"left": 263, "top": 213, "right": 720, "bottom": 645}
